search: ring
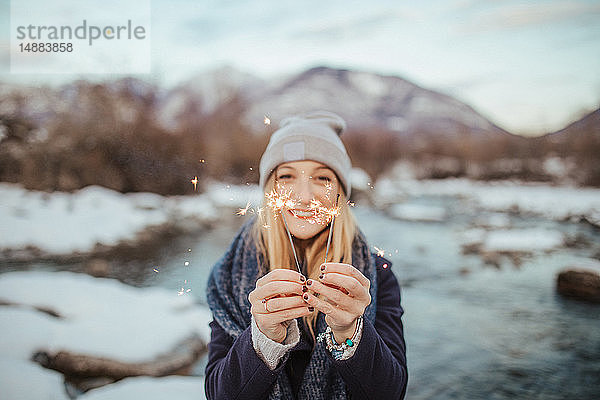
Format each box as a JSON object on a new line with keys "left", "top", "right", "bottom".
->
{"left": 262, "top": 298, "right": 269, "bottom": 313}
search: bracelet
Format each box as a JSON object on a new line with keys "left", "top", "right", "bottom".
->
{"left": 317, "top": 316, "right": 363, "bottom": 358}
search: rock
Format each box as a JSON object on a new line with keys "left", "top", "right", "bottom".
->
{"left": 556, "top": 269, "right": 600, "bottom": 303}
{"left": 32, "top": 335, "right": 206, "bottom": 392}
{"left": 85, "top": 259, "right": 111, "bottom": 277}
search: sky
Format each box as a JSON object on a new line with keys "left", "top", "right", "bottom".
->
{"left": 1, "top": 0, "right": 599, "bottom": 136}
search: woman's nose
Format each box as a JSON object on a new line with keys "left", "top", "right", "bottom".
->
{"left": 295, "top": 179, "right": 314, "bottom": 204}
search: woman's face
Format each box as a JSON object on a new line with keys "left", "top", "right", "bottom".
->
{"left": 274, "top": 160, "right": 341, "bottom": 240}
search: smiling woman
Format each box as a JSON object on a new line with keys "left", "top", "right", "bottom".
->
{"left": 205, "top": 111, "right": 408, "bottom": 400}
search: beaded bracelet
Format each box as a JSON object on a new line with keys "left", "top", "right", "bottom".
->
{"left": 317, "top": 316, "right": 363, "bottom": 360}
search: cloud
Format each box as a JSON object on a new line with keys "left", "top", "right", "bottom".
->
{"left": 459, "top": 1, "right": 600, "bottom": 33}
{"left": 287, "top": 9, "right": 412, "bottom": 42}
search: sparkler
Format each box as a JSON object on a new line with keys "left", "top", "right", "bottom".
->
{"left": 190, "top": 176, "right": 198, "bottom": 191}
{"left": 266, "top": 187, "right": 302, "bottom": 273}
{"left": 282, "top": 211, "right": 302, "bottom": 274}
{"left": 264, "top": 185, "right": 342, "bottom": 273}
{"left": 324, "top": 194, "right": 340, "bottom": 263}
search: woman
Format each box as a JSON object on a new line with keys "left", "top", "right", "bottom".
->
{"left": 205, "top": 111, "right": 407, "bottom": 400}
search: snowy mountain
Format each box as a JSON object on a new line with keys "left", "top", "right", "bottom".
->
{"left": 155, "top": 66, "right": 267, "bottom": 131}
{"left": 240, "top": 66, "right": 508, "bottom": 137}
{"left": 545, "top": 108, "right": 600, "bottom": 142}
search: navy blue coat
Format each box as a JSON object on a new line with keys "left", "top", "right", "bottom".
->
{"left": 205, "top": 256, "right": 408, "bottom": 399}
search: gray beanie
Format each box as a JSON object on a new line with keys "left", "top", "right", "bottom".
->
{"left": 259, "top": 111, "right": 352, "bottom": 196}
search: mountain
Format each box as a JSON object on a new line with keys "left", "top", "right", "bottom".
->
{"left": 545, "top": 108, "right": 600, "bottom": 142}
{"left": 240, "top": 66, "right": 510, "bottom": 138}
{"left": 155, "top": 66, "right": 266, "bottom": 131}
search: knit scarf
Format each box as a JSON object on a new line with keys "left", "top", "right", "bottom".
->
{"left": 206, "top": 218, "right": 378, "bottom": 400}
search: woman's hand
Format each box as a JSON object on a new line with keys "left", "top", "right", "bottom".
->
{"left": 304, "top": 263, "right": 371, "bottom": 344}
{"left": 248, "top": 269, "right": 312, "bottom": 343}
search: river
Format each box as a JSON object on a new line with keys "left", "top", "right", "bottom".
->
{"left": 11, "top": 199, "right": 600, "bottom": 399}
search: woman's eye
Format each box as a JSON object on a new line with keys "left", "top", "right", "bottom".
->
{"left": 318, "top": 176, "right": 331, "bottom": 182}
{"left": 277, "top": 174, "right": 292, "bottom": 180}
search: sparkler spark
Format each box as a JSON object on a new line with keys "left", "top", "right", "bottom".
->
{"left": 178, "top": 280, "right": 192, "bottom": 296}
{"left": 237, "top": 202, "right": 251, "bottom": 216}
{"left": 374, "top": 246, "right": 386, "bottom": 257}
{"left": 264, "top": 116, "right": 271, "bottom": 125}
{"left": 266, "top": 187, "right": 298, "bottom": 215}
{"left": 153, "top": 267, "right": 159, "bottom": 273}
{"left": 190, "top": 176, "right": 198, "bottom": 191}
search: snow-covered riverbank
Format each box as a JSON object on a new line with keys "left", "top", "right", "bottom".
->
{"left": 375, "top": 177, "right": 600, "bottom": 226}
{"left": 1, "top": 178, "right": 599, "bottom": 399}
{"left": 0, "top": 271, "right": 211, "bottom": 400}
{"left": 2, "top": 179, "right": 599, "bottom": 262}
{"left": 0, "top": 182, "right": 262, "bottom": 261}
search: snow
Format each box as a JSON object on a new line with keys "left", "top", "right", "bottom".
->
{"left": 0, "top": 359, "right": 69, "bottom": 400}
{"left": 375, "top": 176, "right": 600, "bottom": 225}
{"left": 473, "top": 213, "right": 512, "bottom": 229}
{"left": 0, "top": 271, "right": 212, "bottom": 400}
{"left": 348, "top": 71, "right": 389, "bottom": 97}
{"left": 0, "top": 271, "right": 211, "bottom": 361}
{"left": 78, "top": 376, "right": 205, "bottom": 400}
{"left": 0, "top": 182, "right": 254, "bottom": 258}
{"left": 483, "top": 229, "right": 564, "bottom": 252}
{"left": 204, "top": 181, "right": 263, "bottom": 208}
{"left": 349, "top": 168, "right": 371, "bottom": 192}
{"left": 388, "top": 203, "right": 447, "bottom": 222}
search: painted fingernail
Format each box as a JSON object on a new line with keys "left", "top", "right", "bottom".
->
{"left": 303, "top": 293, "right": 309, "bottom": 301}
{"left": 306, "top": 279, "right": 312, "bottom": 286}
{"left": 320, "top": 264, "right": 326, "bottom": 271}
{"left": 319, "top": 274, "right": 324, "bottom": 280}
{"left": 308, "top": 306, "right": 314, "bottom": 312}
{"left": 299, "top": 275, "right": 306, "bottom": 282}
{"left": 302, "top": 285, "right": 308, "bottom": 292}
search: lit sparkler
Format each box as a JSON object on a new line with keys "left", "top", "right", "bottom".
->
{"left": 282, "top": 209, "right": 302, "bottom": 274}
{"left": 190, "top": 176, "right": 198, "bottom": 191}
{"left": 324, "top": 194, "right": 340, "bottom": 263}
{"left": 263, "top": 185, "right": 342, "bottom": 274}
{"left": 265, "top": 187, "right": 302, "bottom": 273}
{"left": 264, "top": 115, "right": 271, "bottom": 125}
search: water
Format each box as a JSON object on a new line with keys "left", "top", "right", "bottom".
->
{"left": 6, "top": 202, "right": 600, "bottom": 399}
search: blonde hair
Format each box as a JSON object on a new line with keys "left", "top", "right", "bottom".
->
{"left": 252, "top": 173, "right": 357, "bottom": 341}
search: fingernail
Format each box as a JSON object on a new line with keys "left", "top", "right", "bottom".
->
{"left": 320, "top": 264, "right": 326, "bottom": 271}
{"left": 302, "top": 285, "right": 308, "bottom": 292}
{"left": 308, "top": 306, "right": 314, "bottom": 312}
{"left": 319, "top": 274, "right": 324, "bottom": 280}
{"left": 299, "top": 275, "right": 306, "bottom": 282}
{"left": 303, "top": 293, "right": 309, "bottom": 301}
{"left": 306, "top": 279, "right": 312, "bottom": 286}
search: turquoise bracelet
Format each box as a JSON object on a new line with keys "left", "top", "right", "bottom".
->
{"left": 317, "top": 316, "right": 363, "bottom": 358}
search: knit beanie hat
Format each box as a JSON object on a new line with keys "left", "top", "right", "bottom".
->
{"left": 259, "top": 111, "right": 352, "bottom": 196}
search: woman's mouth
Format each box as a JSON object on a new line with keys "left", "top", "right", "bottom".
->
{"left": 289, "top": 209, "right": 316, "bottom": 220}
